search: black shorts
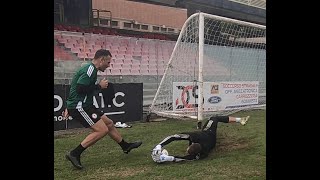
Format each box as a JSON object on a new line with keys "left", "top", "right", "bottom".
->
{"left": 68, "top": 107, "right": 104, "bottom": 128}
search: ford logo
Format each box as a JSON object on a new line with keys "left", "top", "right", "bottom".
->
{"left": 208, "top": 96, "right": 221, "bottom": 104}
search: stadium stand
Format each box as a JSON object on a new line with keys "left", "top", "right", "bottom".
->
{"left": 54, "top": 30, "right": 175, "bottom": 76}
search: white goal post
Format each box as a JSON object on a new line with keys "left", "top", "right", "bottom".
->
{"left": 149, "top": 12, "right": 266, "bottom": 121}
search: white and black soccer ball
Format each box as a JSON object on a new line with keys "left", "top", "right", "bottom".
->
{"left": 151, "top": 148, "right": 169, "bottom": 163}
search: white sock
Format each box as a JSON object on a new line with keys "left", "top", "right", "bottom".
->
{"left": 235, "top": 117, "right": 241, "bottom": 122}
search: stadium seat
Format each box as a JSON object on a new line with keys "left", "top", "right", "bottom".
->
{"left": 131, "top": 64, "right": 140, "bottom": 69}
{"left": 140, "top": 64, "right": 148, "bottom": 70}
{"left": 123, "top": 59, "right": 133, "bottom": 65}
{"left": 130, "top": 69, "right": 140, "bottom": 75}
{"left": 140, "top": 69, "right": 149, "bottom": 75}
{"left": 112, "top": 64, "right": 122, "bottom": 69}
{"left": 149, "top": 69, "right": 158, "bottom": 75}
{"left": 121, "top": 69, "right": 131, "bottom": 75}
{"left": 110, "top": 69, "right": 121, "bottom": 75}
{"left": 148, "top": 64, "right": 157, "bottom": 70}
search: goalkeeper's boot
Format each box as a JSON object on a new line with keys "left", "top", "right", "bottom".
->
{"left": 65, "top": 152, "right": 83, "bottom": 169}
{"left": 123, "top": 141, "right": 142, "bottom": 154}
{"left": 240, "top": 116, "right": 250, "bottom": 126}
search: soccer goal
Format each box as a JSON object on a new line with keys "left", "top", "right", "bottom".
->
{"left": 149, "top": 12, "right": 266, "bottom": 121}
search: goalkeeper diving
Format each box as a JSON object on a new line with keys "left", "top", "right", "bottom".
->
{"left": 151, "top": 115, "right": 250, "bottom": 163}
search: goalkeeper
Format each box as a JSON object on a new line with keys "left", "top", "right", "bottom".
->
{"left": 151, "top": 115, "right": 250, "bottom": 163}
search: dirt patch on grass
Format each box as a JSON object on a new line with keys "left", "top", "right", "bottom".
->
{"left": 93, "top": 167, "right": 151, "bottom": 178}
{"left": 215, "top": 139, "right": 249, "bottom": 152}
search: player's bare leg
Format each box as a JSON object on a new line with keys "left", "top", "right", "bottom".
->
{"left": 101, "top": 115, "right": 142, "bottom": 153}
{"left": 229, "top": 116, "right": 250, "bottom": 125}
{"left": 66, "top": 119, "right": 109, "bottom": 169}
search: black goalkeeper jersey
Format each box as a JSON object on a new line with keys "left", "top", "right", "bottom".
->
{"left": 158, "top": 129, "right": 217, "bottom": 161}
{"left": 157, "top": 116, "right": 230, "bottom": 161}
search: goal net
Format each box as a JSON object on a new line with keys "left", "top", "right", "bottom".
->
{"left": 149, "top": 12, "right": 266, "bottom": 120}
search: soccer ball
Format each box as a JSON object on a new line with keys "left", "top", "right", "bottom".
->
{"left": 161, "top": 149, "right": 169, "bottom": 155}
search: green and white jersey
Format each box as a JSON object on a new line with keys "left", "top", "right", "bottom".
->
{"left": 66, "top": 62, "right": 98, "bottom": 109}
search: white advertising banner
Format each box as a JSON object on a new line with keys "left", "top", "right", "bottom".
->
{"left": 173, "top": 81, "right": 259, "bottom": 112}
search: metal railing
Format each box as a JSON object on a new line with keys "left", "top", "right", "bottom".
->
{"left": 228, "top": 0, "right": 266, "bottom": 9}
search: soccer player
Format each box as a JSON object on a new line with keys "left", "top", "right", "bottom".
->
{"left": 63, "top": 49, "right": 142, "bottom": 169}
{"left": 151, "top": 115, "right": 250, "bottom": 163}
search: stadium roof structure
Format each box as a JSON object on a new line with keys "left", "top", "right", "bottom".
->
{"left": 127, "top": 0, "right": 180, "bottom": 7}
{"left": 128, "top": 0, "right": 266, "bottom": 25}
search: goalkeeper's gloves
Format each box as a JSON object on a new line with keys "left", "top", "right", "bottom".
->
{"left": 152, "top": 144, "right": 162, "bottom": 156}
{"left": 151, "top": 144, "right": 162, "bottom": 162}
